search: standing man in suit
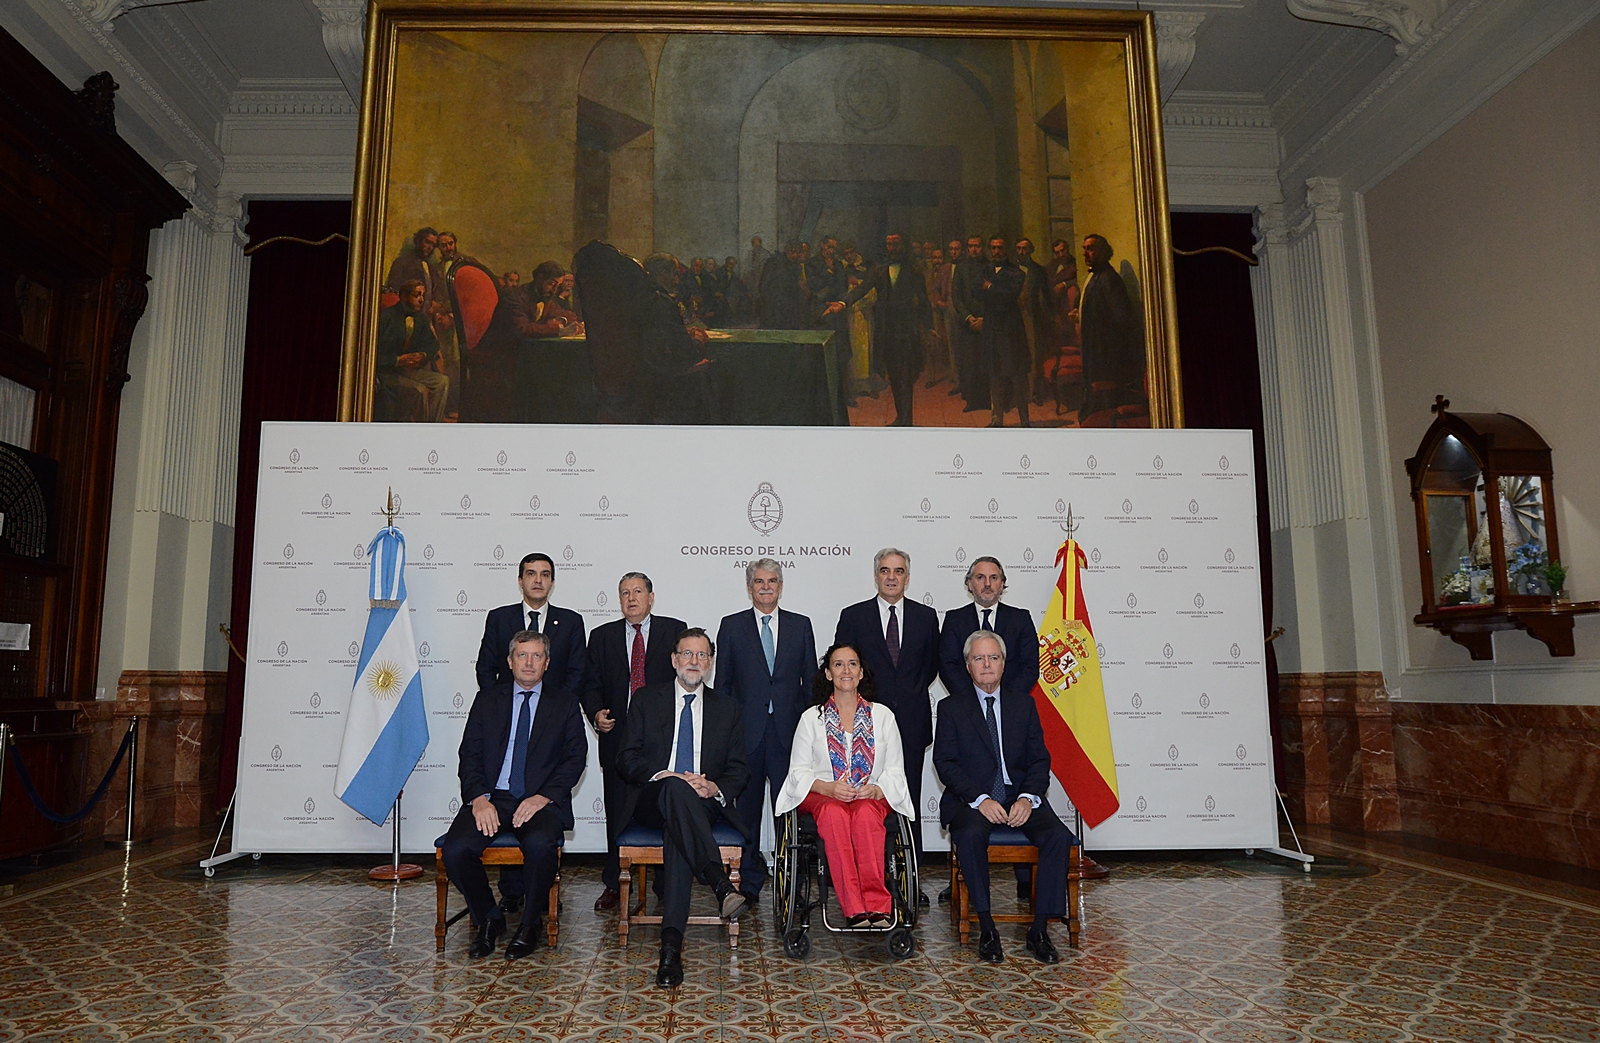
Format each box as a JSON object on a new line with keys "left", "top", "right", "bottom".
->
{"left": 440, "top": 631, "right": 588, "bottom": 959}
{"left": 714, "top": 558, "right": 816, "bottom": 903}
{"left": 582, "top": 572, "right": 687, "bottom": 911}
{"left": 934, "top": 631, "right": 1075, "bottom": 964}
{"left": 614, "top": 628, "right": 751, "bottom": 988}
{"left": 822, "top": 233, "right": 932, "bottom": 427}
{"left": 972, "top": 235, "right": 1032, "bottom": 428}
{"left": 833, "top": 547, "right": 940, "bottom": 902}
{"left": 937, "top": 555, "right": 1040, "bottom": 903}
{"left": 474, "top": 552, "right": 587, "bottom": 915}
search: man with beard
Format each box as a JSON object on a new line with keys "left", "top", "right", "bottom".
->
{"left": 925, "top": 245, "right": 952, "bottom": 389}
{"left": 385, "top": 227, "right": 437, "bottom": 302}
{"left": 1075, "top": 234, "right": 1144, "bottom": 419}
{"left": 970, "top": 236, "right": 1031, "bottom": 427}
{"left": 1014, "top": 238, "right": 1050, "bottom": 406}
{"left": 823, "top": 233, "right": 932, "bottom": 426}
{"left": 1047, "top": 240, "right": 1080, "bottom": 351}
{"left": 376, "top": 279, "right": 449, "bottom": 422}
{"left": 759, "top": 241, "right": 805, "bottom": 329}
{"left": 804, "top": 236, "right": 852, "bottom": 419}
{"left": 951, "top": 235, "right": 989, "bottom": 413}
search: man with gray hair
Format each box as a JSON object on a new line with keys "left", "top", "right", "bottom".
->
{"left": 715, "top": 558, "right": 817, "bottom": 902}
{"left": 833, "top": 547, "right": 940, "bottom": 901}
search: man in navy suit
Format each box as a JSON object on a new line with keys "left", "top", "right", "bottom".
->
{"left": 582, "top": 572, "right": 687, "bottom": 910}
{"left": 833, "top": 547, "right": 940, "bottom": 901}
{"left": 474, "top": 552, "right": 588, "bottom": 914}
{"left": 441, "top": 631, "right": 588, "bottom": 959}
{"left": 714, "top": 558, "right": 816, "bottom": 901}
{"left": 934, "top": 631, "right": 1075, "bottom": 965}
{"left": 475, "top": 552, "right": 587, "bottom": 695}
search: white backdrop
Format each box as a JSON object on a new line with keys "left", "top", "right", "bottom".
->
{"left": 236, "top": 422, "right": 1276, "bottom": 854}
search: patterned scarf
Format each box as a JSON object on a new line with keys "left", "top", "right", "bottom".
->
{"left": 823, "top": 697, "right": 875, "bottom": 788}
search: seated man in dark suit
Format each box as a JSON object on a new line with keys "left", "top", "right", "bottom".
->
{"left": 474, "top": 552, "right": 587, "bottom": 916}
{"left": 582, "top": 572, "right": 687, "bottom": 911}
{"left": 441, "top": 631, "right": 588, "bottom": 960}
{"left": 933, "top": 630, "right": 1075, "bottom": 965}
{"left": 937, "top": 555, "right": 1040, "bottom": 902}
{"left": 833, "top": 547, "right": 940, "bottom": 903}
{"left": 614, "top": 628, "right": 751, "bottom": 988}
{"left": 714, "top": 558, "right": 816, "bottom": 903}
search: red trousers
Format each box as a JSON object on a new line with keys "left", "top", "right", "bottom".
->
{"left": 800, "top": 792, "right": 892, "bottom": 917}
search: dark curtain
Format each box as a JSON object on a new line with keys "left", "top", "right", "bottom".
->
{"left": 217, "top": 201, "right": 350, "bottom": 807}
{"left": 1171, "top": 212, "right": 1284, "bottom": 793}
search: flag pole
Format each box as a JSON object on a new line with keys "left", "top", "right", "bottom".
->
{"left": 1057, "top": 505, "right": 1110, "bottom": 882}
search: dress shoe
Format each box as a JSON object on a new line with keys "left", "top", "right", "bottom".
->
{"left": 962, "top": 402, "right": 986, "bottom": 413}
{"left": 846, "top": 912, "right": 872, "bottom": 927}
{"left": 977, "top": 928, "right": 1004, "bottom": 963}
{"left": 917, "top": 890, "right": 930, "bottom": 907}
{"left": 947, "top": 386, "right": 963, "bottom": 397}
{"left": 868, "top": 911, "right": 891, "bottom": 925}
{"left": 498, "top": 893, "right": 525, "bottom": 917}
{"left": 593, "top": 887, "right": 620, "bottom": 912}
{"left": 1078, "top": 855, "right": 1110, "bottom": 880}
{"left": 987, "top": 413, "right": 1004, "bottom": 428}
{"left": 718, "top": 888, "right": 750, "bottom": 921}
{"left": 505, "top": 919, "right": 543, "bottom": 960}
{"left": 1025, "top": 929, "right": 1062, "bottom": 964}
{"left": 656, "top": 943, "right": 684, "bottom": 988}
{"left": 937, "top": 886, "right": 952, "bottom": 904}
{"left": 468, "top": 916, "right": 505, "bottom": 959}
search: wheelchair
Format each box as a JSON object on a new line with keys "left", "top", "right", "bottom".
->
{"left": 772, "top": 807, "right": 919, "bottom": 960}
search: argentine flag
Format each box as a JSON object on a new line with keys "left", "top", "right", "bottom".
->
{"left": 334, "top": 525, "right": 431, "bottom": 825}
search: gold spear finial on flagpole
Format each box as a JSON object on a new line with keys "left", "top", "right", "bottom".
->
{"left": 1059, "top": 503, "right": 1078, "bottom": 539}
{"left": 382, "top": 486, "right": 397, "bottom": 526}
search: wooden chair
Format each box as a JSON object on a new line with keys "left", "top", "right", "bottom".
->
{"left": 616, "top": 822, "right": 744, "bottom": 947}
{"left": 434, "top": 830, "right": 562, "bottom": 951}
{"left": 949, "top": 826, "right": 1081, "bottom": 949}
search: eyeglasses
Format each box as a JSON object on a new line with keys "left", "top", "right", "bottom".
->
{"left": 676, "top": 650, "right": 712, "bottom": 662}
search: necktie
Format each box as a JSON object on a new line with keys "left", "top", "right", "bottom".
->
{"left": 982, "top": 608, "right": 992, "bottom": 631}
{"left": 886, "top": 604, "right": 901, "bottom": 668}
{"left": 985, "top": 695, "right": 1007, "bottom": 805}
{"left": 527, "top": 607, "right": 540, "bottom": 633}
{"left": 674, "top": 692, "right": 697, "bottom": 773}
{"left": 760, "top": 614, "right": 776, "bottom": 674}
{"left": 510, "top": 690, "right": 534, "bottom": 799}
{"left": 629, "top": 623, "right": 645, "bottom": 698}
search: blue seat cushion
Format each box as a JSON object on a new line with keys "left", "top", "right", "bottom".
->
{"left": 987, "top": 826, "right": 1034, "bottom": 847}
{"left": 617, "top": 823, "right": 744, "bottom": 848}
{"left": 432, "top": 828, "right": 566, "bottom": 849}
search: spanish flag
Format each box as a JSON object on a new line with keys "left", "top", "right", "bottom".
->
{"left": 1032, "top": 539, "right": 1120, "bottom": 828}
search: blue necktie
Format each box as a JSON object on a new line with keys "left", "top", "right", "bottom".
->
{"left": 509, "top": 690, "right": 533, "bottom": 798}
{"left": 760, "top": 614, "right": 776, "bottom": 674}
{"left": 985, "top": 695, "right": 1007, "bottom": 805}
{"left": 674, "top": 692, "right": 697, "bottom": 774}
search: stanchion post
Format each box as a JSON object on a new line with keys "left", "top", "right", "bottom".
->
{"left": 116, "top": 716, "right": 139, "bottom": 851}
{"left": 0, "top": 722, "right": 10, "bottom": 815}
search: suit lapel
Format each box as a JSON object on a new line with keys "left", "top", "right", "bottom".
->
{"left": 862, "top": 601, "right": 893, "bottom": 671}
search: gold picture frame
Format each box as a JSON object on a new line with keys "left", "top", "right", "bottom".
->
{"left": 338, "top": 0, "right": 1182, "bottom": 428}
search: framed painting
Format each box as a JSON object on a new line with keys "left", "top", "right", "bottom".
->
{"left": 338, "top": 1, "right": 1182, "bottom": 430}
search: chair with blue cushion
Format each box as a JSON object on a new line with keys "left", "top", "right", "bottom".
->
{"left": 434, "top": 829, "right": 562, "bottom": 951}
{"left": 616, "top": 822, "right": 744, "bottom": 948}
{"left": 949, "top": 825, "right": 1081, "bottom": 949}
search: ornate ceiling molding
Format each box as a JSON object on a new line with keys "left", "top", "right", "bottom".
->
{"left": 1285, "top": 0, "right": 1448, "bottom": 55}
{"left": 311, "top": 0, "right": 365, "bottom": 102}
{"left": 1155, "top": 11, "right": 1208, "bottom": 102}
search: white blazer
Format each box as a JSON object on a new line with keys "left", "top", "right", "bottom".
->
{"left": 775, "top": 700, "right": 916, "bottom": 820}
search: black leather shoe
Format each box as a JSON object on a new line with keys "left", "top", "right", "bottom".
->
{"left": 1026, "top": 929, "right": 1062, "bottom": 964}
{"left": 505, "top": 919, "right": 542, "bottom": 960}
{"left": 498, "top": 893, "right": 525, "bottom": 917}
{"left": 593, "top": 887, "right": 620, "bottom": 912}
{"left": 977, "top": 928, "right": 1004, "bottom": 963}
{"left": 718, "top": 889, "right": 750, "bottom": 921}
{"left": 657, "top": 943, "right": 684, "bottom": 988}
{"left": 917, "top": 890, "right": 931, "bottom": 907}
{"left": 937, "top": 886, "right": 952, "bottom": 904}
{"left": 469, "top": 916, "right": 505, "bottom": 959}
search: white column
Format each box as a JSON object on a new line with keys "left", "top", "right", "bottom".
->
{"left": 97, "top": 182, "right": 249, "bottom": 694}
{"left": 1251, "top": 177, "right": 1388, "bottom": 675}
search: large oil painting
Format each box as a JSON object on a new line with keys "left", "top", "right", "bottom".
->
{"left": 339, "top": 2, "right": 1181, "bottom": 429}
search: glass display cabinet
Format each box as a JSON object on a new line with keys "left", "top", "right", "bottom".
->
{"left": 1405, "top": 397, "right": 1596, "bottom": 658}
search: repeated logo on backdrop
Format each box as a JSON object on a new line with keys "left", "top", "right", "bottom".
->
{"left": 237, "top": 426, "right": 1275, "bottom": 855}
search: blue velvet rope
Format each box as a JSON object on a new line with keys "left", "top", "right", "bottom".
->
{"left": 3, "top": 724, "right": 135, "bottom": 825}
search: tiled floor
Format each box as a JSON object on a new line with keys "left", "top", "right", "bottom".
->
{"left": 3, "top": 831, "right": 1599, "bottom": 1042}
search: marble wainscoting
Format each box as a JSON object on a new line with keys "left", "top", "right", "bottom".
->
{"left": 1393, "top": 702, "right": 1600, "bottom": 870}
{"left": 75, "top": 670, "right": 228, "bottom": 841}
{"left": 1276, "top": 671, "right": 1401, "bottom": 832}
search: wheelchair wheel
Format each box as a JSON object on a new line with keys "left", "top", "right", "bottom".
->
{"left": 887, "top": 927, "right": 916, "bottom": 960}
{"left": 784, "top": 927, "right": 811, "bottom": 959}
{"left": 886, "top": 814, "right": 919, "bottom": 929}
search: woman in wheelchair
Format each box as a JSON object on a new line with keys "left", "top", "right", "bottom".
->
{"left": 775, "top": 642, "right": 915, "bottom": 925}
